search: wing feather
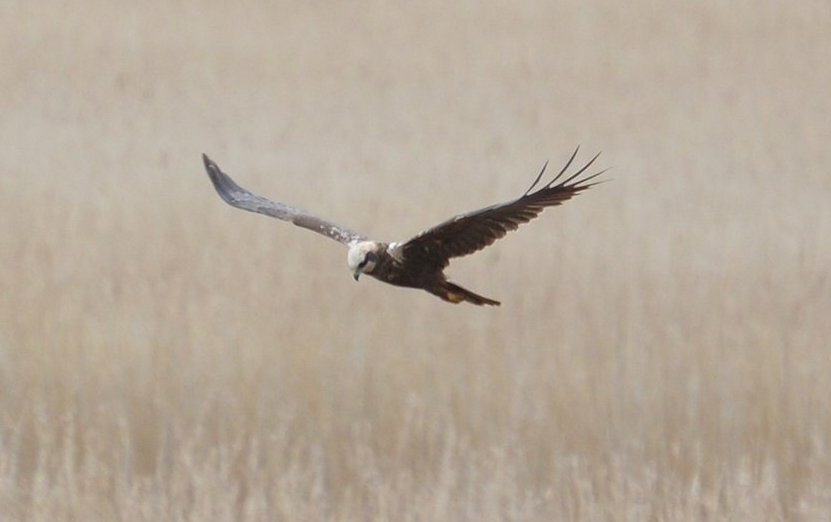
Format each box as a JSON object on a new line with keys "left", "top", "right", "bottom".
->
{"left": 203, "top": 154, "right": 366, "bottom": 245}
{"left": 397, "top": 149, "right": 605, "bottom": 270}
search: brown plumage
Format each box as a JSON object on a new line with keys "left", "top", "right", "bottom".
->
{"left": 203, "top": 148, "right": 604, "bottom": 306}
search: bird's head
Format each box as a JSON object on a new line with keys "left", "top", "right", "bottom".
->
{"left": 347, "top": 241, "right": 380, "bottom": 281}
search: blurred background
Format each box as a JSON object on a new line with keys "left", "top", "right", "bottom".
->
{"left": 1, "top": 1, "right": 829, "bottom": 520}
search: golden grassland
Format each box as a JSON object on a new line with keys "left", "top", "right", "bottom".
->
{"left": 1, "top": 1, "right": 830, "bottom": 520}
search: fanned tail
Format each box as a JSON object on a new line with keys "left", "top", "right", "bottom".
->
{"left": 431, "top": 281, "right": 500, "bottom": 306}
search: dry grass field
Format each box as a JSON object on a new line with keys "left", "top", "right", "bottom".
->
{"left": 2, "top": 1, "right": 830, "bottom": 520}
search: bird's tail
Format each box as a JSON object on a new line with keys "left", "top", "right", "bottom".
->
{"left": 435, "top": 281, "right": 500, "bottom": 306}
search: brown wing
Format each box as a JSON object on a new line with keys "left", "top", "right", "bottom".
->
{"left": 396, "top": 148, "right": 605, "bottom": 270}
{"left": 203, "top": 154, "right": 367, "bottom": 245}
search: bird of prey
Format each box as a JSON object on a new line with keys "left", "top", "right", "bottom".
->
{"left": 202, "top": 150, "right": 603, "bottom": 306}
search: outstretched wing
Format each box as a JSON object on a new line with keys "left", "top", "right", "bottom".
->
{"left": 202, "top": 154, "right": 367, "bottom": 245}
{"left": 395, "top": 148, "right": 605, "bottom": 270}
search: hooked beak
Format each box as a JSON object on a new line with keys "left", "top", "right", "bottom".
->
{"left": 352, "top": 269, "right": 361, "bottom": 281}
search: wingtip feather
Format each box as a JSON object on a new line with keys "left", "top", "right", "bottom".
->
{"left": 202, "top": 153, "right": 243, "bottom": 205}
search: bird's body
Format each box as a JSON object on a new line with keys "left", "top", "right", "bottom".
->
{"left": 202, "top": 149, "right": 604, "bottom": 306}
{"left": 345, "top": 240, "right": 500, "bottom": 305}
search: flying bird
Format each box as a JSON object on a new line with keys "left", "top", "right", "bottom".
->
{"left": 202, "top": 150, "right": 604, "bottom": 306}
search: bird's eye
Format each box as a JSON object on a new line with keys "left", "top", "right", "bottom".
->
{"left": 357, "top": 252, "right": 377, "bottom": 270}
